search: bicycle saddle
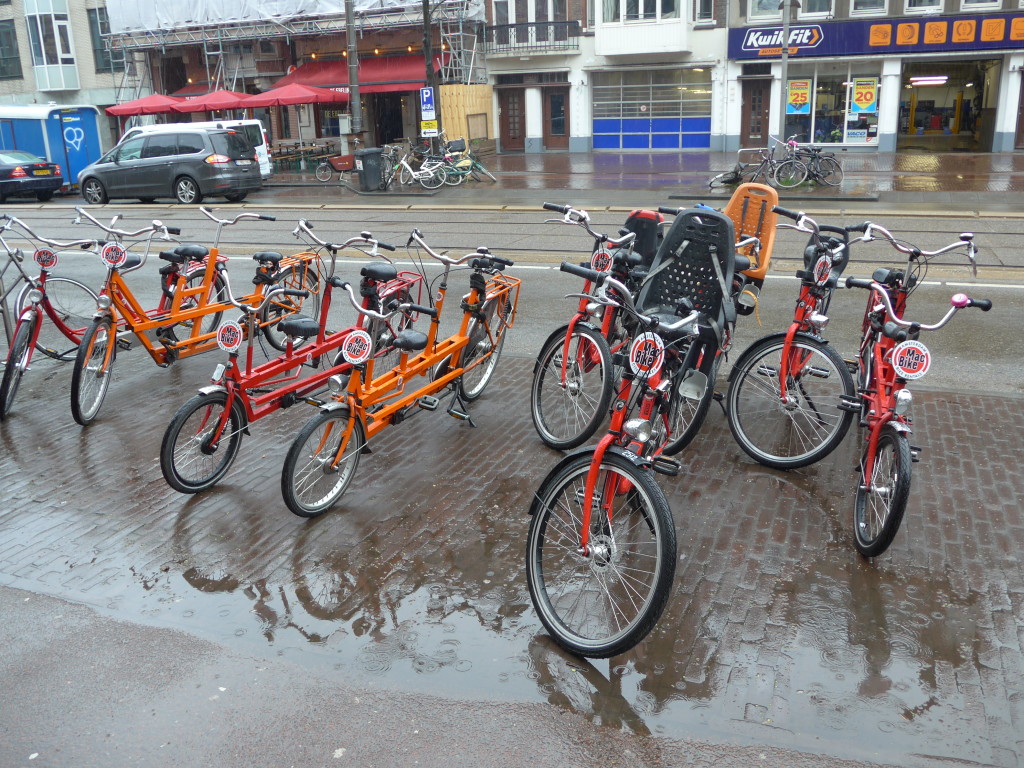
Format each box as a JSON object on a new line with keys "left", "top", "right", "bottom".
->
{"left": 253, "top": 251, "right": 283, "bottom": 265}
{"left": 393, "top": 329, "right": 428, "bottom": 352}
{"left": 276, "top": 314, "right": 320, "bottom": 338}
{"left": 160, "top": 244, "right": 209, "bottom": 263}
{"left": 360, "top": 262, "right": 398, "bottom": 282}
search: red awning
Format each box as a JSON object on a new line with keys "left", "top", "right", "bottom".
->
{"left": 272, "top": 55, "right": 441, "bottom": 94}
{"left": 170, "top": 83, "right": 213, "bottom": 98}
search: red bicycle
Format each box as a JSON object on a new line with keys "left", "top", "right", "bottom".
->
{"left": 160, "top": 222, "right": 420, "bottom": 493}
{"left": 843, "top": 223, "right": 990, "bottom": 556}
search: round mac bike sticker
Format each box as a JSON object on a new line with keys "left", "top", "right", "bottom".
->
{"left": 100, "top": 242, "right": 128, "bottom": 268}
{"left": 628, "top": 332, "right": 665, "bottom": 378}
{"left": 590, "top": 249, "right": 613, "bottom": 273}
{"left": 342, "top": 329, "right": 373, "bottom": 365}
{"left": 891, "top": 340, "right": 931, "bottom": 380}
{"left": 216, "top": 321, "right": 244, "bottom": 353}
{"left": 813, "top": 254, "right": 832, "bottom": 286}
{"left": 33, "top": 248, "right": 58, "bottom": 270}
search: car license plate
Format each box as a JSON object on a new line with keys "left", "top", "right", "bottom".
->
{"left": 236, "top": 159, "right": 252, "bottom": 165}
{"left": 33, "top": 169, "right": 51, "bottom": 176}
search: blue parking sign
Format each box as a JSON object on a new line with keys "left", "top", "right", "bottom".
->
{"left": 420, "top": 87, "right": 435, "bottom": 119}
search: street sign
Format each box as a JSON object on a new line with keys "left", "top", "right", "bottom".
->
{"left": 420, "top": 87, "right": 436, "bottom": 120}
{"left": 420, "top": 120, "right": 439, "bottom": 137}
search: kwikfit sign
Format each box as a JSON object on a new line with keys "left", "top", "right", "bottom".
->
{"left": 740, "top": 25, "right": 824, "bottom": 55}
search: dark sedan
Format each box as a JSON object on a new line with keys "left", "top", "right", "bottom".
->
{"left": 0, "top": 150, "right": 65, "bottom": 203}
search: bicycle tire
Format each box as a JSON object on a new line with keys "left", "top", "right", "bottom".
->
{"left": 772, "top": 159, "right": 808, "bottom": 188}
{"left": 419, "top": 166, "right": 448, "bottom": 190}
{"left": 458, "top": 292, "right": 511, "bottom": 401}
{"left": 818, "top": 156, "right": 844, "bottom": 186}
{"left": 854, "top": 424, "right": 912, "bottom": 557}
{"left": 442, "top": 165, "right": 464, "bottom": 186}
{"left": 15, "top": 276, "right": 98, "bottom": 361}
{"left": 314, "top": 163, "right": 333, "bottom": 183}
{"left": 0, "top": 314, "right": 36, "bottom": 419}
{"left": 398, "top": 165, "right": 414, "bottom": 186}
{"left": 262, "top": 262, "right": 322, "bottom": 351}
{"left": 526, "top": 449, "right": 676, "bottom": 658}
{"left": 281, "top": 409, "right": 365, "bottom": 517}
{"left": 530, "top": 324, "right": 614, "bottom": 451}
{"left": 70, "top": 314, "right": 115, "bottom": 426}
{"left": 160, "top": 391, "right": 245, "bottom": 493}
{"left": 726, "top": 334, "right": 855, "bottom": 469}
{"left": 662, "top": 348, "right": 720, "bottom": 455}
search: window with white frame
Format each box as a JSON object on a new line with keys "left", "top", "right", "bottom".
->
{"left": 604, "top": 0, "right": 679, "bottom": 22}
{"left": 799, "top": 0, "right": 834, "bottom": 16}
{"left": 695, "top": 0, "right": 714, "bottom": 22}
{"left": 904, "top": 0, "right": 942, "bottom": 12}
{"left": 962, "top": 0, "right": 1001, "bottom": 8}
{"left": 749, "top": 0, "right": 781, "bottom": 20}
{"left": 26, "top": 12, "right": 76, "bottom": 66}
{"left": 851, "top": 0, "right": 886, "bottom": 14}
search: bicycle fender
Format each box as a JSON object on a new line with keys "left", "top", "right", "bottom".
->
{"left": 533, "top": 321, "right": 601, "bottom": 374}
{"left": 726, "top": 331, "right": 830, "bottom": 383}
{"left": 889, "top": 420, "right": 912, "bottom": 435}
{"left": 195, "top": 384, "right": 251, "bottom": 435}
{"left": 317, "top": 401, "right": 369, "bottom": 439}
{"left": 527, "top": 446, "right": 651, "bottom": 517}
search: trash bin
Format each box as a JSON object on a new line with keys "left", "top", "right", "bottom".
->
{"left": 355, "top": 147, "right": 383, "bottom": 192}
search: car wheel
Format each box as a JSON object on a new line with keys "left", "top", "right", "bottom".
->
{"left": 224, "top": 192, "right": 247, "bottom": 202}
{"left": 36, "top": 190, "right": 55, "bottom": 202}
{"left": 174, "top": 176, "right": 203, "bottom": 205}
{"left": 81, "top": 178, "right": 108, "bottom": 205}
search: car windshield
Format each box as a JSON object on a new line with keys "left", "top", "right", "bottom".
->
{"left": 0, "top": 151, "right": 45, "bottom": 164}
{"left": 211, "top": 131, "right": 254, "bottom": 158}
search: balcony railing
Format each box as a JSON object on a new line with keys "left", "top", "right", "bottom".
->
{"left": 482, "top": 21, "right": 582, "bottom": 55}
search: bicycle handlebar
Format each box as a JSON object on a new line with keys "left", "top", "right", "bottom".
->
{"left": 293, "top": 219, "right": 396, "bottom": 270}
{"left": 74, "top": 206, "right": 177, "bottom": 241}
{"left": 845, "top": 277, "right": 992, "bottom": 330}
{"left": 541, "top": 203, "right": 636, "bottom": 249}
{"left": 333, "top": 280, "right": 439, "bottom": 322}
{"left": 1, "top": 214, "right": 100, "bottom": 250}
{"left": 198, "top": 206, "right": 276, "bottom": 225}
{"left": 406, "top": 229, "right": 512, "bottom": 268}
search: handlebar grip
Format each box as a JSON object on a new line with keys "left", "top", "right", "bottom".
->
{"left": 166, "top": 227, "right": 182, "bottom": 235}
{"left": 282, "top": 289, "right": 310, "bottom": 298}
{"left": 846, "top": 276, "right": 875, "bottom": 290}
{"left": 883, "top": 321, "right": 908, "bottom": 342}
{"left": 489, "top": 255, "right": 514, "bottom": 267}
{"left": 658, "top": 206, "right": 683, "bottom": 216}
{"left": 378, "top": 241, "right": 397, "bottom": 252}
{"left": 543, "top": 202, "right": 570, "bottom": 213}
{"left": 845, "top": 222, "right": 870, "bottom": 234}
{"left": 258, "top": 215, "right": 276, "bottom": 221}
{"left": 560, "top": 261, "right": 604, "bottom": 284}
{"left": 971, "top": 298, "right": 993, "bottom": 311}
{"left": 405, "top": 303, "right": 438, "bottom": 318}
{"left": 772, "top": 205, "right": 802, "bottom": 221}
{"left": 329, "top": 277, "right": 350, "bottom": 289}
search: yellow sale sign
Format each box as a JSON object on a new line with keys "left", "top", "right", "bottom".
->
{"left": 786, "top": 80, "right": 812, "bottom": 115}
{"left": 851, "top": 78, "right": 879, "bottom": 114}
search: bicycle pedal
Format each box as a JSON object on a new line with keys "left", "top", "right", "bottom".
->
{"left": 837, "top": 395, "right": 861, "bottom": 413}
{"left": 910, "top": 445, "right": 922, "bottom": 463}
{"left": 713, "top": 391, "right": 724, "bottom": 402}
{"left": 651, "top": 457, "right": 681, "bottom": 476}
{"left": 417, "top": 396, "right": 440, "bottom": 411}
{"left": 843, "top": 359, "right": 858, "bottom": 374}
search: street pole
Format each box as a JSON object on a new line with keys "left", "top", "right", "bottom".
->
{"left": 422, "top": 0, "right": 443, "bottom": 143}
{"left": 777, "top": 0, "right": 791, "bottom": 145}
{"left": 345, "top": 0, "right": 362, "bottom": 135}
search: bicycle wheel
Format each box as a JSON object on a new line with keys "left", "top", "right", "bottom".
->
{"left": 526, "top": 450, "right": 676, "bottom": 658}
{"left": 262, "top": 262, "right": 322, "bottom": 351}
{"left": 16, "top": 277, "right": 98, "bottom": 361}
{"left": 772, "top": 159, "right": 808, "bottom": 188}
{"left": 474, "top": 161, "right": 497, "bottom": 182}
{"left": 817, "top": 156, "right": 844, "bottom": 186}
{"left": 708, "top": 169, "right": 740, "bottom": 189}
{"left": 442, "top": 166, "right": 464, "bottom": 186}
{"left": 398, "top": 165, "right": 414, "bottom": 186}
{"left": 160, "top": 391, "right": 245, "bottom": 493}
{"left": 661, "top": 348, "right": 719, "bottom": 456}
{"left": 726, "top": 334, "right": 855, "bottom": 469}
{"left": 458, "top": 292, "right": 511, "bottom": 402}
{"left": 854, "top": 424, "right": 912, "bottom": 557}
{"left": 531, "top": 324, "right": 614, "bottom": 451}
{"left": 70, "top": 315, "right": 115, "bottom": 426}
{"left": 0, "top": 315, "right": 36, "bottom": 419}
{"left": 314, "top": 162, "right": 333, "bottom": 182}
{"left": 281, "top": 410, "right": 365, "bottom": 518}
{"left": 419, "top": 166, "right": 448, "bottom": 190}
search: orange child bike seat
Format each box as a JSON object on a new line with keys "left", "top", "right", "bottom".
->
{"left": 723, "top": 183, "right": 778, "bottom": 281}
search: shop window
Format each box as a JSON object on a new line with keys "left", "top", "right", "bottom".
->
{"left": 904, "top": 0, "right": 941, "bottom": 12}
{"left": 784, "top": 73, "right": 880, "bottom": 145}
{"left": 851, "top": 0, "right": 886, "bottom": 14}
{"left": 748, "top": 0, "right": 782, "bottom": 19}
{"left": 799, "top": 0, "right": 833, "bottom": 16}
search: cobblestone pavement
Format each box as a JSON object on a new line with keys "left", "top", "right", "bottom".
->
{"left": 1, "top": 342, "right": 1022, "bottom": 767}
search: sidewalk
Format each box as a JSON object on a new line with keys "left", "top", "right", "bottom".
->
{"left": 265, "top": 150, "right": 1024, "bottom": 213}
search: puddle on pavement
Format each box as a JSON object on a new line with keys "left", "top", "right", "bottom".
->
{"left": 1, "top": 357, "right": 1020, "bottom": 767}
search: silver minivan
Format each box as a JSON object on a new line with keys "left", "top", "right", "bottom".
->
{"left": 77, "top": 127, "right": 262, "bottom": 205}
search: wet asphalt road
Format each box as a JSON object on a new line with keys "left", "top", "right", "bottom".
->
{"left": 2, "top": 190, "right": 1024, "bottom": 768}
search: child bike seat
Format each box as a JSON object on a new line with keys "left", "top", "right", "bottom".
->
{"left": 276, "top": 314, "right": 320, "bottom": 338}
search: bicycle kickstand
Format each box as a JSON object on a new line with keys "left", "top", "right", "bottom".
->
{"left": 446, "top": 390, "right": 477, "bottom": 427}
